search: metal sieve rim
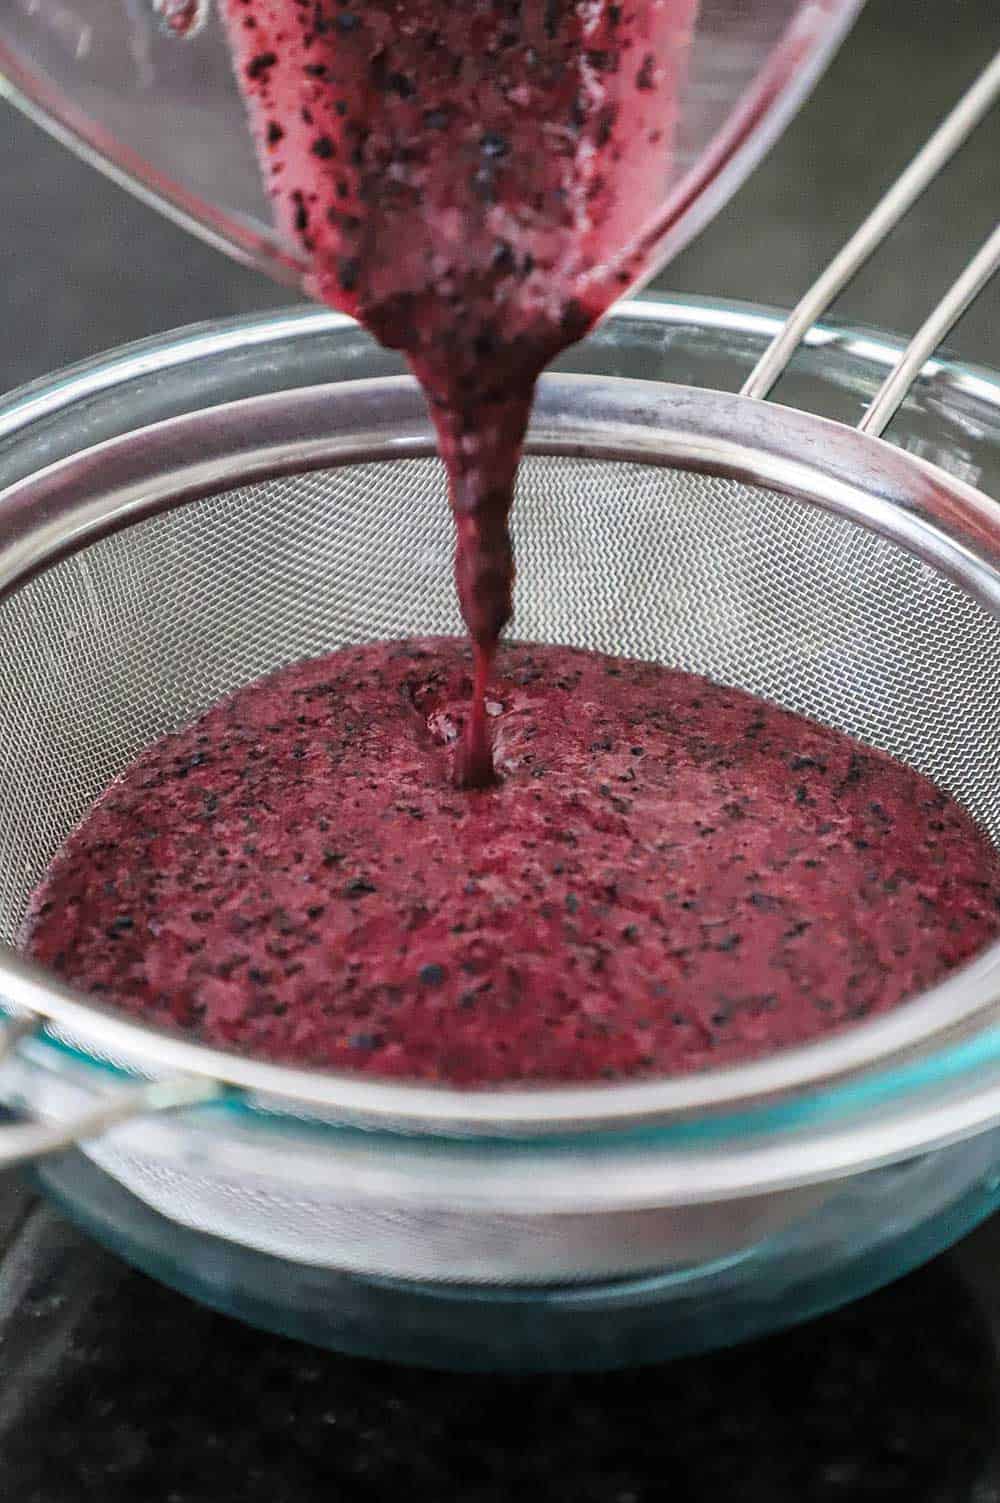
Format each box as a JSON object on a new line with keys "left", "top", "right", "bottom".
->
{"left": 2, "top": 370, "right": 1000, "bottom": 1137}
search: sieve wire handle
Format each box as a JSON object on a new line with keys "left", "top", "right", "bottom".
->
{"left": 0, "top": 1011, "right": 222, "bottom": 1169}
{"left": 741, "top": 49, "right": 1000, "bottom": 438}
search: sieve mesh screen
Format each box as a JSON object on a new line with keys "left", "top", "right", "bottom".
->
{"left": 1, "top": 453, "right": 999, "bottom": 947}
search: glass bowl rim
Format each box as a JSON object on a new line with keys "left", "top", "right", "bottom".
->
{"left": 2, "top": 295, "right": 1000, "bottom": 1174}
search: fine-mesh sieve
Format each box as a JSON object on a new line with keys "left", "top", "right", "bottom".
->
{"left": 0, "top": 58, "right": 1000, "bottom": 1298}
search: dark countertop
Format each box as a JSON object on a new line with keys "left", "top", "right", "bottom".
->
{"left": 0, "top": 1180, "right": 999, "bottom": 1502}
{"left": 3, "top": 1, "right": 1000, "bottom": 1498}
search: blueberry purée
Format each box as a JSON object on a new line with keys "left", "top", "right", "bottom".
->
{"left": 22, "top": 638, "right": 1000, "bottom": 1087}
{"left": 220, "top": 0, "right": 698, "bottom": 784}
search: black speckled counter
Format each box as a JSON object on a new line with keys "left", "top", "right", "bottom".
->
{"left": 0, "top": 1178, "right": 998, "bottom": 1502}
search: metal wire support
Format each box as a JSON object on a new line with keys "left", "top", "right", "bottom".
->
{"left": 0, "top": 1011, "right": 38, "bottom": 1060}
{"left": 0, "top": 1010, "right": 222, "bottom": 1168}
{"left": 741, "top": 50, "right": 1000, "bottom": 428}
{"left": 859, "top": 221, "right": 1000, "bottom": 437}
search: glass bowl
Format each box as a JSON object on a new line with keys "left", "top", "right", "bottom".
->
{"left": 0, "top": 0, "right": 863, "bottom": 292}
{"left": 3, "top": 294, "right": 1000, "bottom": 1371}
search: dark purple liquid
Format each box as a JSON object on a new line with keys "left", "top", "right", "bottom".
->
{"left": 221, "top": 0, "right": 696, "bottom": 777}
{"left": 24, "top": 640, "right": 1000, "bottom": 1085}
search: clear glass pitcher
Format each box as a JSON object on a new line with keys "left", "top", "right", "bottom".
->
{"left": 0, "top": 0, "right": 863, "bottom": 294}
